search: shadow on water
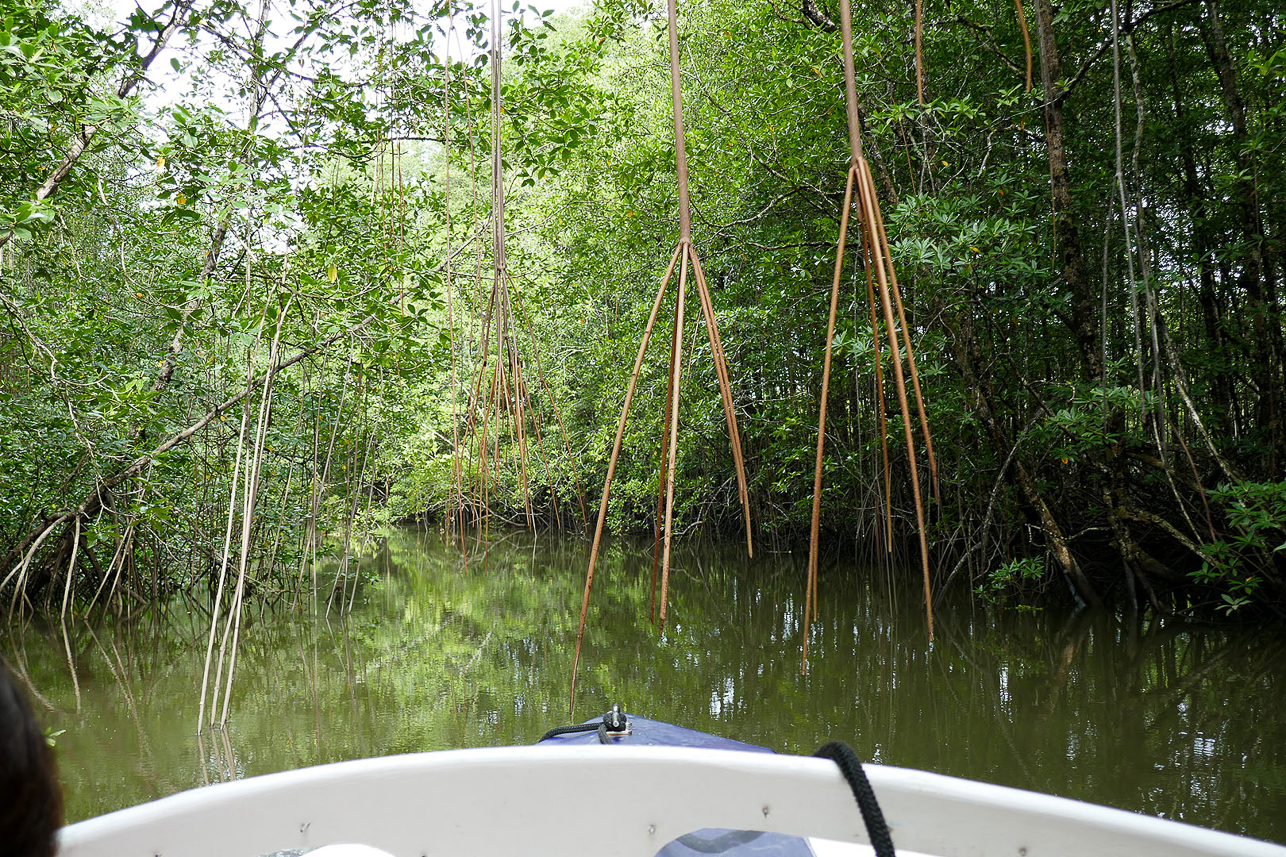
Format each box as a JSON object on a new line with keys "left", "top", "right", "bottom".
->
{"left": 3, "top": 526, "right": 1284, "bottom": 843}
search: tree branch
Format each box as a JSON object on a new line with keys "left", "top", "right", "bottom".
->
{"left": 801, "top": 0, "right": 838, "bottom": 32}
{"left": 948, "top": 16, "right": 1025, "bottom": 78}
{"left": 1061, "top": 0, "right": 1202, "bottom": 101}
{"left": 0, "top": 0, "right": 195, "bottom": 249}
{"left": 1, "top": 314, "right": 375, "bottom": 577}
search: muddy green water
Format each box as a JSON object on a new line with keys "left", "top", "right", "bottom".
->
{"left": 5, "top": 528, "right": 1284, "bottom": 843}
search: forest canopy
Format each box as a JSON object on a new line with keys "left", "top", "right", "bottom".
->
{"left": 1, "top": 0, "right": 1283, "bottom": 619}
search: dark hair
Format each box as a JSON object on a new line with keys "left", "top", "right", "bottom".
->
{"left": 0, "top": 665, "right": 63, "bottom": 857}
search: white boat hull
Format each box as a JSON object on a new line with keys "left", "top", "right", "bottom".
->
{"left": 58, "top": 745, "right": 1284, "bottom": 857}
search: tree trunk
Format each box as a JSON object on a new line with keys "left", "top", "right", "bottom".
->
{"left": 149, "top": 6, "right": 315, "bottom": 407}
{"left": 950, "top": 301, "right": 1104, "bottom": 609}
{"left": 1165, "top": 22, "right": 1232, "bottom": 431}
{"left": 1201, "top": 0, "right": 1285, "bottom": 477}
{"left": 1032, "top": 0, "right": 1103, "bottom": 384}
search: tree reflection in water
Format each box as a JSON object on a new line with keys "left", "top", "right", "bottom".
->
{"left": 4, "top": 527, "right": 1283, "bottom": 842}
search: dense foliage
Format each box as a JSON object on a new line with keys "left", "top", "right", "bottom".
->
{"left": 1, "top": 0, "right": 1283, "bottom": 619}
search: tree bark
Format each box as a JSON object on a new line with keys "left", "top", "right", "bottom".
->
{"left": 1032, "top": 0, "right": 1103, "bottom": 383}
{"left": 1165, "top": 22, "right": 1232, "bottom": 430}
{"left": 1200, "top": 0, "right": 1284, "bottom": 476}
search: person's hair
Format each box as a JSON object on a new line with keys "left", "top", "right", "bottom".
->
{"left": 0, "top": 664, "right": 63, "bottom": 857}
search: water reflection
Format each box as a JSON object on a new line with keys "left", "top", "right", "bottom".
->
{"left": 3, "top": 527, "right": 1284, "bottom": 843}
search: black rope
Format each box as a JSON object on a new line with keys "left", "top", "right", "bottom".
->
{"left": 538, "top": 722, "right": 603, "bottom": 742}
{"left": 814, "top": 741, "right": 895, "bottom": 857}
{"left": 538, "top": 705, "right": 628, "bottom": 744}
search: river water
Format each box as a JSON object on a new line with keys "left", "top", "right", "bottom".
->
{"left": 5, "top": 527, "right": 1284, "bottom": 843}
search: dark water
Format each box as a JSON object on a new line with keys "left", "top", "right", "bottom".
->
{"left": 5, "top": 527, "right": 1284, "bottom": 843}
